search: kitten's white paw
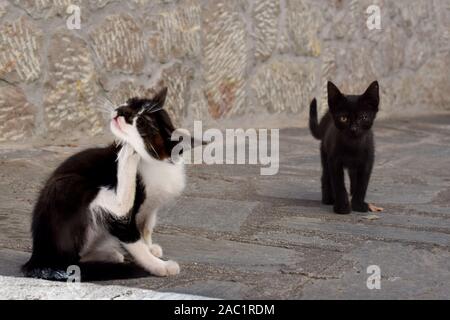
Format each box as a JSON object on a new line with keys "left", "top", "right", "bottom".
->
{"left": 149, "top": 244, "right": 163, "bottom": 258}
{"left": 164, "top": 260, "right": 180, "bottom": 276}
{"left": 151, "top": 260, "right": 180, "bottom": 277}
{"left": 111, "top": 251, "right": 125, "bottom": 263}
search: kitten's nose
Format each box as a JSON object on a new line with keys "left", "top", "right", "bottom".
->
{"left": 350, "top": 126, "right": 358, "bottom": 132}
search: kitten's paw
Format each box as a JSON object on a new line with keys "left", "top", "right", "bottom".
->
{"left": 322, "top": 196, "right": 334, "bottom": 205}
{"left": 149, "top": 244, "right": 163, "bottom": 258}
{"left": 110, "top": 251, "right": 125, "bottom": 263}
{"left": 352, "top": 201, "right": 369, "bottom": 212}
{"left": 151, "top": 260, "right": 180, "bottom": 277}
{"left": 164, "top": 260, "right": 180, "bottom": 276}
{"left": 334, "top": 202, "right": 351, "bottom": 214}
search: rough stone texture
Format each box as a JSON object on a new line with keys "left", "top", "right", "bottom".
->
{"left": 146, "top": 0, "right": 201, "bottom": 63}
{"left": 0, "top": 16, "right": 42, "bottom": 83}
{"left": 44, "top": 31, "right": 103, "bottom": 136}
{"left": 0, "top": 1, "right": 8, "bottom": 18}
{"left": 12, "top": 0, "right": 82, "bottom": 19}
{"left": 0, "top": 85, "right": 35, "bottom": 142}
{"left": 202, "top": 1, "right": 247, "bottom": 119}
{"left": 252, "top": 0, "right": 280, "bottom": 61}
{"left": 160, "top": 62, "right": 195, "bottom": 125}
{"left": 286, "top": 0, "right": 322, "bottom": 57}
{"left": 90, "top": 14, "right": 146, "bottom": 73}
{"left": 1, "top": 116, "right": 449, "bottom": 299}
{"left": 0, "top": 0, "right": 448, "bottom": 142}
{"left": 251, "top": 59, "right": 316, "bottom": 114}
{"left": 317, "top": 0, "right": 450, "bottom": 116}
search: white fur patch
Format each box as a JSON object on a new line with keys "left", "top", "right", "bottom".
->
{"left": 123, "top": 240, "right": 179, "bottom": 276}
{"left": 89, "top": 144, "right": 140, "bottom": 218}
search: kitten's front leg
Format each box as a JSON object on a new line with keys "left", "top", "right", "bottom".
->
{"left": 115, "top": 144, "right": 140, "bottom": 216}
{"left": 142, "top": 211, "right": 163, "bottom": 258}
{"left": 351, "top": 164, "right": 372, "bottom": 212}
{"left": 123, "top": 240, "right": 179, "bottom": 277}
{"left": 90, "top": 144, "right": 140, "bottom": 217}
{"left": 320, "top": 149, "right": 334, "bottom": 205}
{"left": 329, "top": 160, "right": 351, "bottom": 214}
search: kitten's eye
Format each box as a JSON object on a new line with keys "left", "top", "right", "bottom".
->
{"left": 340, "top": 116, "right": 348, "bottom": 123}
{"left": 361, "top": 114, "right": 368, "bottom": 121}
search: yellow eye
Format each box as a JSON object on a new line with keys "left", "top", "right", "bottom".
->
{"left": 340, "top": 116, "right": 348, "bottom": 123}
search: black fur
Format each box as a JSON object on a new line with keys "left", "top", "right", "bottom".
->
{"left": 22, "top": 89, "right": 178, "bottom": 281}
{"left": 309, "top": 81, "right": 380, "bottom": 214}
{"left": 21, "top": 143, "right": 146, "bottom": 280}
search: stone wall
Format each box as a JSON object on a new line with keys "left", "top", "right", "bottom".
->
{"left": 0, "top": 0, "right": 449, "bottom": 142}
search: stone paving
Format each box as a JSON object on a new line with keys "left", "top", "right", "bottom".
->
{"left": 0, "top": 115, "right": 449, "bottom": 299}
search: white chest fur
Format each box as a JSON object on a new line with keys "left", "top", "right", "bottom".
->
{"left": 138, "top": 159, "right": 186, "bottom": 208}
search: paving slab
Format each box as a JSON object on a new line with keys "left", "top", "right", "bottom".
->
{"left": 273, "top": 216, "right": 450, "bottom": 247}
{"left": 159, "top": 196, "right": 258, "bottom": 233}
{"left": 157, "top": 233, "right": 305, "bottom": 273}
{"left": 300, "top": 241, "right": 450, "bottom": 299}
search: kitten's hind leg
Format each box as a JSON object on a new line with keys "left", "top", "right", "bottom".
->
{"left": 80, "top": 231, "right": 125, "bottom": 263}
{"left": 80, "top": 249, "right": 124, "bottom": 264}
{"left": 137, "top": 209, "right": 163, "bottom": 258}
{"left": 143, "top": 228, "right": 163, "bottom": 258}
{"left": 144, "top": 211, "right": 163, "bottom": 258}
{"left": 123, "top": 240, "right": 179, "bottom": 277}
{"left": 320, "top": 148, "right": 334, "bottom": 205}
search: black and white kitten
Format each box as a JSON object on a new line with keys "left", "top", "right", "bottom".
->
{"left": 23, "top": 88, "right": 189, "bottom": 280}
{"left": 309, "top": 81, "right": 384, "bottom": 214}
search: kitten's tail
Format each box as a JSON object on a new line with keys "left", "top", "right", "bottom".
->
{"left": 22, "top": 260, "right": 151, "bottom": 282}
{"left": 309, "top": 98, "right": 322, "bottom": 140}
{"left": 22, "top": 259, "right": 69, "bottom": 282}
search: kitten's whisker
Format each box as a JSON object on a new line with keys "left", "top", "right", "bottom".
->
{"left": 143, "top": 102, "right": 163, "bottom": 114}
{"left": 148, "top": 142, "right": 160, "bottom": 160}
{"left": 96, "top": 96, "right": 117, "bottom": 112}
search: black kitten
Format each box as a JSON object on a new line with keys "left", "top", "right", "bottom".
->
{"left": 309, "top": 81, "right": 381, "bottom": 214}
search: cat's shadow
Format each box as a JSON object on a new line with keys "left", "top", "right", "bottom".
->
{"left": 0, "top": 249, "right": 152, "bottom": 282}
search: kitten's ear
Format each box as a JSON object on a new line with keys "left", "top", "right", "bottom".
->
{"left": 152, "top": 87, "right": 168, "bottom": 108}
{"left": 327, "top": 81, "right": 344, "bottom": 111}
{"left": 361, "top": 81, "right": 379, "bottom": 110}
